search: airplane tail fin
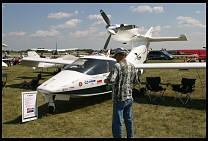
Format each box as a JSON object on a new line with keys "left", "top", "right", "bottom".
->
{"left": 27, "top": 51, "right": 40, "bottom": 58}
{"left": 145, "top": 27, "right": 153, "bottom": 38}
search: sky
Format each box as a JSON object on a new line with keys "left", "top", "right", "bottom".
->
{"left": 2, "top": 3, "right": 206, "bottom": 51}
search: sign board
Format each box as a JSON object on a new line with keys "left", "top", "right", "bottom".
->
{"left": 22, "top": 91, "right": 38, "bottom": 122}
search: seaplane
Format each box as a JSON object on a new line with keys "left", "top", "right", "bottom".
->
{"left": 35, "top": 9, "right": 206, "bottom": 113}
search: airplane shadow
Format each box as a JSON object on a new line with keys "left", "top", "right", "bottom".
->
{"left": 54, "top": 94, "right": 112, "bottom": 114}
{"left": 3, "top": 94, "right": 112, "bottom": 125}
{"left": 133, "top": 95, "right": 206, "bottom": 111}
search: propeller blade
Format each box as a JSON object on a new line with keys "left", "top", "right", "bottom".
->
{"left": 100, "top": 9, "right": 110, "bottom": 26}
{"left": 104, "top": 34, "right": 111, "bottom": 50}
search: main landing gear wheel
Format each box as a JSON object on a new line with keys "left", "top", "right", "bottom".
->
{"left": 47, "top": 102, "right": 56, "bottom": 114}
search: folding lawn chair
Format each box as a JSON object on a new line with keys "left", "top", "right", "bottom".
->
{"left": 145, "top": 76, "right": 166, "bottom": 101}
{"left": 172, "top": 78, "right": 196, "bottom": 104}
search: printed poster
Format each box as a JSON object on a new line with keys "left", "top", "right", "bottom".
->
{"left": 22, "top": 91, "right": 38, "bottom": 122}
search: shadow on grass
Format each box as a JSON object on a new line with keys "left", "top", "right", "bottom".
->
{"left": 6, "top": 83, "right": 39, "bottom": 91}
{"left": 55, "top": 94, "right": 112, "bottom": 114}
{"left": 133, "top": 95, "right": 206, "bottom": 111}
{"left": 16, "top": 71, "right": 57, "bottom": 79}
{"left": 3, "top": 94, "right": 111, "bottom": 125}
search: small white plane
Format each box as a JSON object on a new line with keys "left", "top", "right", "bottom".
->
{"left": 35, "top": 9, "right": 206, "bottom": 113}
{"left": 29, "top": 42, "right": 78, "bottom": 55}
{"left": 30, "top": 48, "right": 79, "bottom": 52}
{"left": 2, "top": 44, "right": 13, "bottom": 67}
{"left": 21, "top": 51, "right": 78, "bottom": 69}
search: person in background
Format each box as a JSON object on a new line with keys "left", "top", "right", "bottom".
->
{"left": 19, "top": 52, "right": 25, "bottom": 59}
{"left": 12, "top": 57, "right": 20, "bottom": 65}
{"left": 40, "top": 53, "right": 46, "bottom": 58}
{"left": 105, "top": 48, "right": 139, "bottom": 138}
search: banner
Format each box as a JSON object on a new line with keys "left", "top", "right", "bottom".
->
{"left": 22, "top": 91, "right": 38, "bottom": 122}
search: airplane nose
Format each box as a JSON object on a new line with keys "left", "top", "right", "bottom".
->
{"left": 36, "top": 70, "right": 86, "bottom": 94}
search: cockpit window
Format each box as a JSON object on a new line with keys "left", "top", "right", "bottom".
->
{"left": 64, "top": 58, "right": 116, "bottom": 75}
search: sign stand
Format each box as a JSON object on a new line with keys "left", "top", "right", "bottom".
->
{"left": 22, "top": 91, "right": 38, "bottom": 123}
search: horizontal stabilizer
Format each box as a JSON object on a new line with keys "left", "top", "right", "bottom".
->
{"left": 147, "top": 34, "right": 187, "bottom": 42}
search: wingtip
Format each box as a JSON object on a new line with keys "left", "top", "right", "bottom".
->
{"left": 180, "top": 34, "right": 188, "bottom": 41}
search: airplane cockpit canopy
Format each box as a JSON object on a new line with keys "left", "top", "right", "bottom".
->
{"left": 64, "top": 58, "right": 116, "bottom": 75}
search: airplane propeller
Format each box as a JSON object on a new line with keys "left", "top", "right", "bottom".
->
{"left": 100, "top": 9, "right": 111, "bottom": 27}
{"left": 100, "top": 9, "right": 136, "bottom": 50}
{"left": 104, "top": 34, "right": 111, "bottom": 50}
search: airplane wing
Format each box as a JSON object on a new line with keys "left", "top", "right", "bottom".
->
{"left": 30, "top": 48, "right": 78, "bottom": 52}
{"left": 20, "top": 57, "right": 76, "bottom": 67}
{"left": 2, "top": 61, "right": 8, "bottom": 67}
{"left": 146, "top": 34, "right": 187, "bottom": 42}
{"left": 134, "top": 62, "right": 206, "bottom": 69}
{"left": 2, "top": 58, "right": 13, "bottom": 61}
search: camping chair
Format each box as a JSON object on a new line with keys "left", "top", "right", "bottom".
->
{"left": 2, "top": 73, "right": 7, "bottom": 91}
{"left": 145, "top": 76, "right": 166, "bottom": 101}
{"left": 172, "top": 78, "right": 196, "bottom": 104}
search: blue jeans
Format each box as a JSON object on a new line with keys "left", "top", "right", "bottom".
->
{"left": 112, "top": 98, "right": 134, "bottom": 138}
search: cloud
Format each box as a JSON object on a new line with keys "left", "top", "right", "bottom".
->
{"left": 88, "top": 14, "right": 103, "bottom": 20}
{"left": 88, "top": 13, "right": 111, "bottom": 26}
{"left": 153, "top": 26, "right": 161, "bottom": 33}
{"left": 88, "top": 13, "right": 111, "bottom": 20}
{"left": 53, "top": 18, "right": 82, "bottom": 29}
{"left": 176, "top": 16, "right": 206, "bottom": 28}
{"left": 30, "top": 28, "right": 60, "bottom": 37}
{"left": 91, "top": 20, "right": 106, "bottom": 26}
{"left": 163, "top": 25, "right": 171, "bottom": 29}
{"left": 47, "top": 12, "right": 73, "bottom": 19}
{"left": 74, "top": 10, "right": 79, "bottom": 15}
{"left": 70, "top": 26, "right": 98, "bottom": 38}
{"left": 9, "top": 31, "right": 26, "bottom": 37}
{"left": 129, "top": 5, "right": 164, "bottom": 13}
{"left": 195, "top": 11, "right": 201, "bottom": 14}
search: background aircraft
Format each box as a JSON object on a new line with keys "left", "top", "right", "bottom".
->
{"left": 29, "top": 42, "right": 78, "bottom": 56}
{"left": 2, "top": 44, "right": 13, "bottom": 67}
{"left": 34, "top": 10, "right": 206, "bottom": 113}
{"left": 21, "top": 51, "right": 78, "bottom": 69}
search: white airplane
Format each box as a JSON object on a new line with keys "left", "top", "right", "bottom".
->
{"left": 35, "top": 9, "right": 206, "bottom": 113}
{"left": 2, "top": 44, "right": 13, "bottom": 67}
{"left": 21, "top": 51, "right": 78, "bottom": 69}
{"left": 30, "top": 48, "right": 78, "bottom": 52}
{"left": 29, "top": 42, "right": 78, "bottom": 55}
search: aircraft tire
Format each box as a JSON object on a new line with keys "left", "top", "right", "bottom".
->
{"left": 48, "top": 106, "right": 55, "bottom": 114}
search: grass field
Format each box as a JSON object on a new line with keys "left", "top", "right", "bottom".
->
{"left": 2, "top": 57, "right": 206, "bottom": 138}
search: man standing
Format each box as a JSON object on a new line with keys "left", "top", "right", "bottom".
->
{"left": 105, "top": 48, "right": 139, "bottom": 138}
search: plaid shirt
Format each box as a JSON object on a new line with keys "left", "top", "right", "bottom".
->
{"left": 107, "top": 59, "right": 138, "bottom": 102}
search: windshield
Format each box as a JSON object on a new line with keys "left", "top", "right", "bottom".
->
{"left": 64, "top": 58, "right": 116, "bottom": 75}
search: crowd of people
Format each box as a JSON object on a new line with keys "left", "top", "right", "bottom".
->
{"left": 3, "top": 51, "right": 26, "bottom": 66}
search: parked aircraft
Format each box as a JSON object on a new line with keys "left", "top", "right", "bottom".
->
{"left": 29, "top": 42, "right": 78, "bottom": 55}
{"left": 35, "top": 9, "right": 206, "bottom": 113}
{"left": 2, "top": 44, "right": 13, "bottom": 67}
{"left": 21, "top": 51, "right": 78, "bottom": 69}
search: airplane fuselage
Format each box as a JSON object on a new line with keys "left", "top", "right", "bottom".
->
{"left": 37, "top": 56, "right": 117, "bottom": 102}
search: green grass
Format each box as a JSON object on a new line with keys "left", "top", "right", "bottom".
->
{"left": 2, "top": 58, "right": 206, "bottom": 138}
